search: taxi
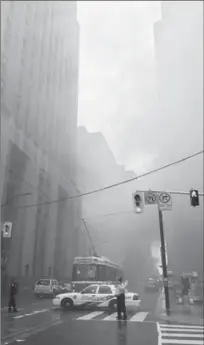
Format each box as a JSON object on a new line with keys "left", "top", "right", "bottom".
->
{"left": 53, "top": 283, "right": 141, "bottom": 311}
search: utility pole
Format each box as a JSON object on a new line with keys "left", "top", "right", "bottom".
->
{"left": 158, "top": 207, "right": 170, "bottom": 315}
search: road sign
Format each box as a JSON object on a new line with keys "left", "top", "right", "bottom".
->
{"left": 2, "top": 222, "right": 12, "bottom": 238}
{"left": 158, "top": 192, "right": 172, "bottom": 211}
{"left": 144, "top": 191, "right": 157, "bottom": 205}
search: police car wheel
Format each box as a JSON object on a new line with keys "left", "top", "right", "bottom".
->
{"left": 61, "top": 298, "right": 73, "bottom": 310}
{"left": 108, "top": 300, "right": 117, "bottom": 311}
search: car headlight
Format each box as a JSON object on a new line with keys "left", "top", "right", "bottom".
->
{"left": 54, "top": 296, "right": 61, "bottom": 300}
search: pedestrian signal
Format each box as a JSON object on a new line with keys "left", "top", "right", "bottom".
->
{"left": 190, "top": 189, "right": 199, "bottom": 207}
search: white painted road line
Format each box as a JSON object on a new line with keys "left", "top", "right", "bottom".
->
{"left": 103, "top": 312, "right": 118, "bottom": 321}
{"left": 13, "top": 309, "right": 49, "bottom": 319}
{"left": 160, "top": 324, "right": 204, "bottom": 329}
{"left": 161, "top": 340, "right": 204, "bottom": 345}
{"left": 77, "top": 311, "right": 104, "bottom": 320}
{"left": 12, "top": 315, "right": 25, "bottom": 319}
{"left": 160, "top": 322, "right": 204, "bottom": 345}
{"left": 161, "top": 327, "right": 204, "bottom": 333}
{"left": 157, "top": 322, "right": 162, "bottom": 345}
{"left": 129, "top": 312, "right": 148, "bottom": 322}
{"left": 162, "top": 332, "right": 204, "bottom": 338}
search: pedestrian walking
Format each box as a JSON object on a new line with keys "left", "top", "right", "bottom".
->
{"left": 115, "top": 277, "right": 128, "bottom": 320}
{"left": 8, "top": 278, "right": 18, "bottom": 312}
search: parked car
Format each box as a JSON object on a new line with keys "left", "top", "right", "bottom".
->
{"left": 34, "top": 279, "right": 61, "bottom": 298}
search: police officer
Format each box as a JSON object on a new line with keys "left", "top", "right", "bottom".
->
{"left": 115, "top": 277, "right": 128, "bottom": 320}
{"left": 8, "top": 278, "right": 18, "bottom": 312}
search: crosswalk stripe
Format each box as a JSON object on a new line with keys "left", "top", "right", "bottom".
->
{"left": 161, "top": 327, "right": 204, "bottom": 333}
{"left": 159, "top": 322, "right": 204, "bottom": 345}
{"left": 160, "top": 324, "right": 204, "bottom": 329}
{"left": 129, "top": 312, "right": 148, "bottom": 322}
{"left": 77, "top": 311, "right": 104, "bottom": 320}
{"left": 76, "top": 311, "right": 149, "bottom": 322}
{"left": 103, "top": 312, "right": 118, "bottom": 321}
{"left": 162, "top": 332, "right": 204, "bottom": 338}
{"left": 161, "top": 340, "right": 204, "bottom": 345}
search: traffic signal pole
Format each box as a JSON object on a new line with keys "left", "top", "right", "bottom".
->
{"left": 158, "top": 206, "right": 170, "bottom": 315}
{"left": 133, "top": 188, "right": 201, "bottom": 316}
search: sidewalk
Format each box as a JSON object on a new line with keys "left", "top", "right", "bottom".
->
{"left": 159, "top": 305, "right": 204, "bottom": 325}
{"left": 156, "top": 288, "right": 204, "bottom": 325}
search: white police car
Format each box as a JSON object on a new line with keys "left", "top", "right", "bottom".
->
{"left": 53, "top": 284, "right": 141, "bottom": 311}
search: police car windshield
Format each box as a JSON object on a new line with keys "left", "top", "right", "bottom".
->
{"left": 36, "top": 280, "right": 50, "bottom": 286}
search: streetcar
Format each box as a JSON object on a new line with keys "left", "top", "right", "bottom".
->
{"left": 71, "top": 256, "right": 124, "bottom": 292}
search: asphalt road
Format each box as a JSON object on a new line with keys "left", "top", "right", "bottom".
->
{"left": 1, "top": 293, "right": 203, "bottom": 345}
{"left": 1, "top": 308, "right": 158, "bottom": 345}
{"left": 1, "top": 291, "right": 160, "bottom": 345}
{"left": 3, "top": 291, "right": 203, "bottom": 345}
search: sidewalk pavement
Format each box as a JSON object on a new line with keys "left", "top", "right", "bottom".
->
{"left": 156, "top": 288, "right": 204, "bottom": 325}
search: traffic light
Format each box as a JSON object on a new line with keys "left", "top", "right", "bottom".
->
{"left": 133, "top": 192, "right": 144, "bottom": 213}
{"left": 190, "top": 189, "right": 199, "bottom": 207}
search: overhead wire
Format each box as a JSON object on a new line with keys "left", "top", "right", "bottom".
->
{"left": 14, "top": 149, "right": 203, "bottom": 209}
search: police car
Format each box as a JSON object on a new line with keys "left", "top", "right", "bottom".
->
{"left": 53, "top": 284, "right": 141, "bottom": 311}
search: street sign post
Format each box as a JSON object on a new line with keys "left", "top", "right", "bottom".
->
{"left": 158, "top": 192, "right": 172, "bottom": 211}
{"left": 158, "top": 208, "right": 170, "bottom": 314}
{"left": 144, "top": 191, "right": 158, "bottom": 205}
{"left": 133, "top": 188, "right": 172, "bottom": 315}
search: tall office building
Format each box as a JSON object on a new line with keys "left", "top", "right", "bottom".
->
{"left": 1, "top": 1, "right": 82, "bottom": 285}
{"left": 153, "top": 1, "right": 203, "bottom": 274}
{"left": 154, "top": 1, "right": 203, "bottom": 160}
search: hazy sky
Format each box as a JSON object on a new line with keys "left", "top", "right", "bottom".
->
{"left": 78, "top": 1, "right": 161, "bottom": 173}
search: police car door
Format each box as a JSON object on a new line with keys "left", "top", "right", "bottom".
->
{"left": 80, "top": 285, "right": 98, "bottom": 305}
{"left": 96, "top": 285, "right": 113, "bottom": 306}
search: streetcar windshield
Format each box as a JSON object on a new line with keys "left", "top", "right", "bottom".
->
{"left": 72, "top": 263, "right": 97, "bottom": 281}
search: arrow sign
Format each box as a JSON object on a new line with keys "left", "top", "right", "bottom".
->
{"left": 158, "top": 192, "right": 172, "bottom": 211}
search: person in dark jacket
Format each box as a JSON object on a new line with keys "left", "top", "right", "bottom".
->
{"left": 115, "top": 277, "right": 128, "bottom": 320}
{"left": 8, "top": 278, "right": 18, "bottom": 312}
